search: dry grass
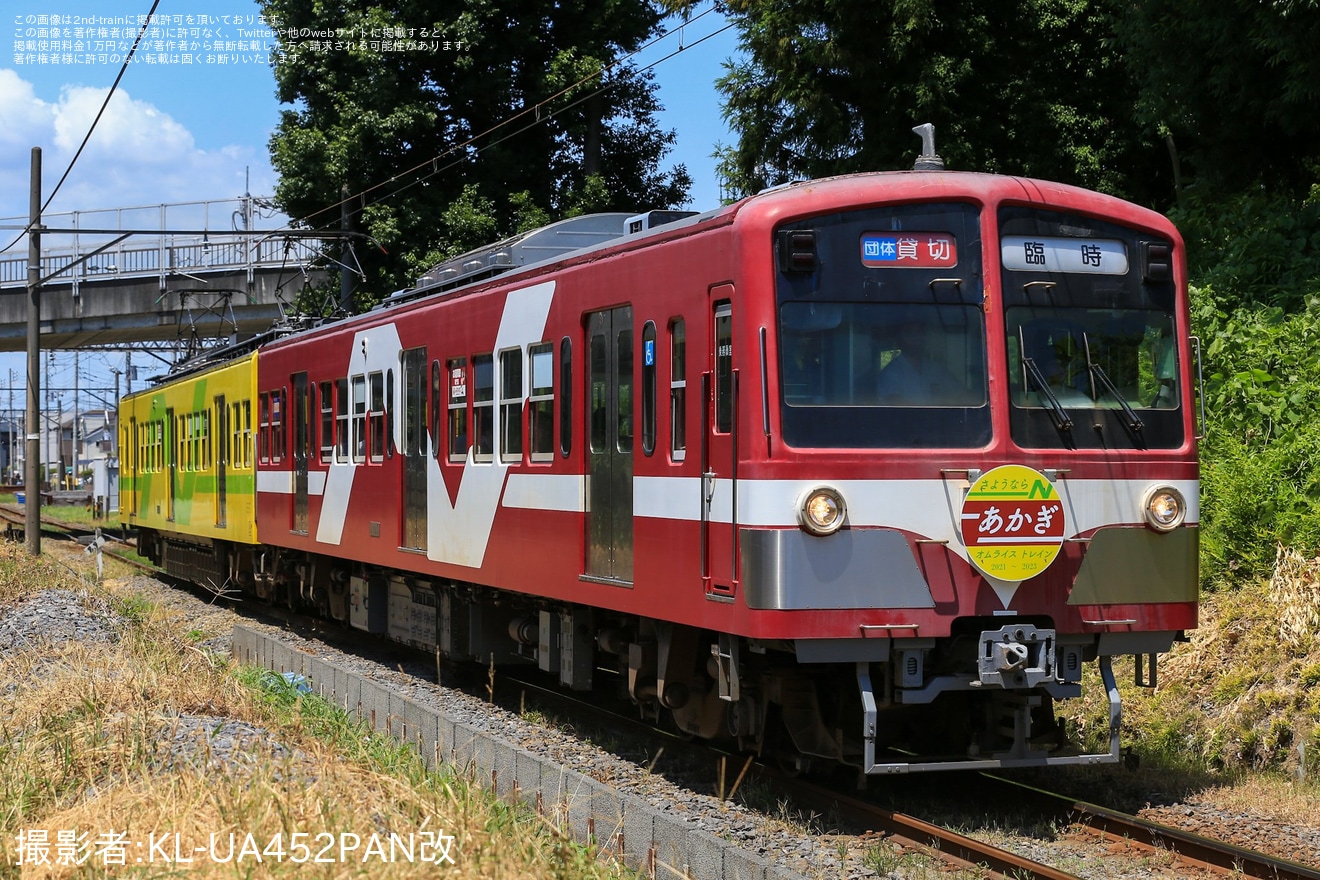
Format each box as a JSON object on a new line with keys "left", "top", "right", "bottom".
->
{"left": 1058, "top": 543, "right": 1320, "bottom": 793}
{"left": 0, "top": 542, "right": 629, "bottom": 879}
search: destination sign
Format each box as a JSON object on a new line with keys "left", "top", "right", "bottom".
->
{"left": 1001, "top": 235, "right": 1127, "bottom": 275}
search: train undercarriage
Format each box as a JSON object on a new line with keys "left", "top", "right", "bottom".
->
{"left": 142, "top": 529, "right": 1139, "bottom": 775}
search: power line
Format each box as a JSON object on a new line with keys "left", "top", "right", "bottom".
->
{"left": 282, "top": 5, "right": 732, "bottom": 232}
{"left": 0, "top": 0, "right": 164, "bottom": 258}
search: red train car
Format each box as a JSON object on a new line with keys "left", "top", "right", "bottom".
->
{"left": 241, "top": 168, "right": 1197, "bottom": 773}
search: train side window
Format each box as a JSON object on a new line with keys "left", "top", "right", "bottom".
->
{"left": 641, "top": 321, "right": 657, "bottom": 455}
{"left": 473, "top": 354, "right": 494, "bottom": 461}
{"left": 230, "top": 403, "right": 240, "bottom": 470}
{"left": 271, "top": 388, "right": 285, "bottom": 464}
{"left": 447, "top": 357, "right": 468, "bottom": 462}
{"left": 335, "top": 378, "right": 348, "bottom": 461}
{"left": 385, "top": 368, "right": 395, "bottom": 459}
{"left": 242, "top": 401, "right": 252, "bottom": 468}
{"left": 368, "top": 371, "right": 386, "bottom": 463}
{"left": 714, "top": 302, "right": 732, "bottom": 434}
{"left": 431, "top": 360, "right": 442, "bottom": 459}
{"left": 351, "top": 374, "right": 367, "bottom": 463}
{"left": 670, "top": 318, "right": 686, "bottom": 461}
{"left": 499, "top": 348, "right": 524, "bottom": 463}
{"left": 589, "top": 330, "right": 607, "bottom": 453}
{"left": 258, "top": 392, "right": 270, "bottom": 464}
{"left": 319, "top": 381, "right": 334, "bottom": 463}
{"left": 402, "top": 351, "right": 426, "bottom": 457}
{"left": 202, "top": 409, "right": 211, "bottom": 470}
{"left": 529, "top": 342, "right": 554, "bottom": 461}
{"left": 559, "top": 337, "right": 571, "bottom": 457}
{"left": 617, "top": 322, "right": 633, "bottom": 452}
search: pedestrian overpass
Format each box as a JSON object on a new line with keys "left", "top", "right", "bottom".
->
{"left": 0, "top": 197, "right": 332, "bottom": 354}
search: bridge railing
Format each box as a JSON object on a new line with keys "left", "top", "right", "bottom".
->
{"left": 0, "top": 197, "right": 327, "bottom": 288}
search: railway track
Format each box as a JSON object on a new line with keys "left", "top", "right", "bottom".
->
{"left": 984, "top": 774, "right": 1320, "bottom": 880}
{"left": 21, "top": 525, "right": 1315, "bottom": 880}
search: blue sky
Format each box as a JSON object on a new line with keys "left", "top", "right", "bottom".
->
{"left": 0, "top": 1, "right": 741, "bottom": 409}
{"left": 1, "top": 0, "right": 740, "bottom": 225}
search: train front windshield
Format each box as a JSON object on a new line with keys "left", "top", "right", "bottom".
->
{"left": 775, "top": 201, "right": 1183, "bottom": 450}
{"left": 776, "top": 203, "right": 992, "bottom": 448}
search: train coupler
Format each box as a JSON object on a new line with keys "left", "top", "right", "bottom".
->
{"left": 976, "top": 624, "right": 1056, "bottom": 689}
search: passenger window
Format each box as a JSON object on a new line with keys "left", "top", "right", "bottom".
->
{"left": 670, "top": 318, "right": 686, "bottom": 460}
{"left": 529, "top": 342, "right": 554, "bottom": 461}
{"left": 642, "top": 322, "right": 657, "bottom": 455}
{"left": 473, "top": 354, "right": 494, "bottom": 461}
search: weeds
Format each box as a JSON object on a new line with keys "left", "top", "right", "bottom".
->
{"left": 0, "top": 542, "right": 628, "bottom": 879}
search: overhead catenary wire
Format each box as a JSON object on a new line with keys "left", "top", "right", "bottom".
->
{"left": 281, "top": 5, "right": 733, "bottom": 234}
{"left": 0, "top": 0, "right": 165, "bottom": 258}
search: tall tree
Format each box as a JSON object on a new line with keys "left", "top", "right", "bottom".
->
{"left": 711, "top": 0, "right": 1168, "bottom": 206}
{"left": 261, "top": 0, "right": 690, "bottom": 310}
{"left": 1112, "top": 0, "right": 1320, "bottom": 201}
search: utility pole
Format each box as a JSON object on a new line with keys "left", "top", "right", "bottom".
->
{"left": 73, "top": 350, "right": 79, "bottom": 489}
{"left": 24, "top": 146, "right": 41, "bottom": 554}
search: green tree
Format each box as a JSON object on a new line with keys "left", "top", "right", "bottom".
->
{"left": 710, "top": 0, "right": 1168, "bottom": 205}
{"left": 262, "top": 0, "right": 690, "bottom": 311}
{"left": 1113, "top": 0, "right": 1320, "bottom": 201}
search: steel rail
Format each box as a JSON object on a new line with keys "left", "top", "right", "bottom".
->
{"left": 986, "top": 774, "right": 1320, "bottom": 880}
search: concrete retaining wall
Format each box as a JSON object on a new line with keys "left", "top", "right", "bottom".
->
{"left": 231, "top": 624, "right": 811, "bottom": 880}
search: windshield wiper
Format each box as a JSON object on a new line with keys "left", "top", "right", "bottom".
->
{"left": 1088, "top": 363, "right": 1144, "bottom": 433}
{"left": 1021, "top": 356, "right": 1073, "bottom": 433}
{"left": 1082, "top": 332, "right": 1144, "bottom": 434}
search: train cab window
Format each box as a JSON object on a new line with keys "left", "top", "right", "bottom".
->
{"left": 641, "top": 322, "right": 657, "bottom": 455}
{"left": 319, "top": 381, "right": 334, "bottom": 463}
{"left": 368, "top": 371, "right": 386, "bottom": 463}
{"left": 446, "top": 358, "right": 468, "bottom": 462}
{"left": 559, "top": 337, "right": 571, "bottom": 457}
{"left": 335, "top": 378, "right": 349, "bottom": 461}
{"left": 775, "top": 202, "right": 991, "bottom": 448}
{"left": 351, "top": 375, "right": 367, "bottom": 463}
{"left": 529, "top": 343, "right": 554, "bottom": 461}
{"left": 473, "top": 354, "right": 494, "bottom": 461}
{"left": 999, "top": 207, "right": 1184, "bottom": 449}
{"left": 499, "top": 348, "right": 524, "bottom": 463}
{"left": 669, "top": 318, "right": 686, "bottom": 460}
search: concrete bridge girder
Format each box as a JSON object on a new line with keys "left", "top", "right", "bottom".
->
{"left": 0, "top": 267, "right": 328, "bottom": 351}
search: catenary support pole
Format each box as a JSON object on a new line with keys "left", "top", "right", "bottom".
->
{"left": 25, "top": 146, "right": 42, "bottom": 555}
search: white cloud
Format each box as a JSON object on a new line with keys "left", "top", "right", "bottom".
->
{"left": 0, "top": 69, "right": 275, "bottom": 223}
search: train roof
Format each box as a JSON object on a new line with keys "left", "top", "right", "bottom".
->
{"left": 254, "top": 169, "right": 1175, "bottom": 354}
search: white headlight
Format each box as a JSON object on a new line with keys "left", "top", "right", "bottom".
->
{"left": 798, "top": 486, "right": 846, "bottom": 536}
{"left": 1143, "top": 485, "right": 1186, "bottom": 531}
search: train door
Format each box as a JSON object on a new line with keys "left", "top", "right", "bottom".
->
{"left": 166, "top": 407, "right": 176, "bottom": 521}
{"left": 292, "top": 372, "right": 309, "bottom": 533}
{"left": 703, "top": 290, "right": 737, "bottom": 596}
{"left": 214, "top": 395, "right": 227, "bottom": 526}
{"left": 401, "top": 347, "right": 428, "bottom": 551}
{"left": 585, "top": 306, "right": 634, "bottom": 583}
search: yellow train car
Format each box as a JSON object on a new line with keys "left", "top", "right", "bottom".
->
{"left": 120, "top": 350, "right": 257, "bottom": 585}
